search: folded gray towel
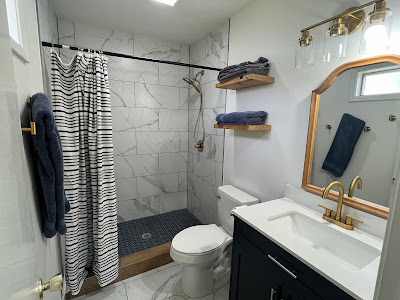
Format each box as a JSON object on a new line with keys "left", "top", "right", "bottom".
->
{"left": 31, "top": 92, "right": 70, "bottom": 238}
{"left": 216, "top": 111, "right": 267, "bottom": 125}
{"left": 218, "top": 57, "right": 270, "bottom": 83}
{"left": 218, "top": 67, "right": 270, "bottom": 83}
{"left": 220, "top": 57, "right": 269, "bottom": 74}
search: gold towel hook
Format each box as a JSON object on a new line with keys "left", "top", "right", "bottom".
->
{"left": 21, "top": 96, "right": 36, "bottom": 135}
{"left": 21, "top": 122, "right": 36, "bottom": 135}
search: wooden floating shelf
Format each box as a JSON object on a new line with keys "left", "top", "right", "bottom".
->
{"left": 214, "top": 124, "right": 271, "bottom": 131}
{"left": 216, "top": 74, "right": 275, "bottom": 90}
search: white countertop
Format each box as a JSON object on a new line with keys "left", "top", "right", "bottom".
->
{"left": 232, "top": 198, "right": 383, "bottom": 300}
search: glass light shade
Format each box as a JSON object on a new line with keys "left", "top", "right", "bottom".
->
{"left": 360, "top": 10, "right": 393, "bottom": 53}
{"left": 295, "top": 40, "right": 314, "bottom": 69}
{"left": 323, "top": 27, "right": 348, "bottom": 62}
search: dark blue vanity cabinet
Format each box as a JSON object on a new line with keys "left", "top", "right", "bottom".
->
{"left": 230, "top": 218, "right": 355, "bottom": 300}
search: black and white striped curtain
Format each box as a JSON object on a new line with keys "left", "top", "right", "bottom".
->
{"left": 51, "top": 50, "right": 118, "bottom": 295}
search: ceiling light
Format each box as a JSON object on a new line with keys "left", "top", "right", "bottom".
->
{"left": 154, "top": 0, "right": 179, "bottom": 6}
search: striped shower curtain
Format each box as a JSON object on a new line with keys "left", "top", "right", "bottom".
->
{"left": 51, "top": 50, "right": 118, "bottom": 295}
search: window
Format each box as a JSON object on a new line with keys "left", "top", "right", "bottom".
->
{"left": 349, "top": 63, "right": 400, "bottom": 102}
{"left": 361, "top": 69, "right": 400, "bottom": 96}
{"left": 5, "top": 0, "right": 21, "bottom": 45}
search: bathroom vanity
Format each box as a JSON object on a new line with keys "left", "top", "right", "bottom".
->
{"left": 230, "top": 197, "right": 383, "bottom": 300}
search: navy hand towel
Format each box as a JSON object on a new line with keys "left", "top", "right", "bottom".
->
{"left": 31, "top": 93, "right": 70, "bottom": 238}
{"left": 322, "top": 113, "right": 365, "bottom": 177}
{"left": 216, "top": 111, "right": 267, "bottom": 125}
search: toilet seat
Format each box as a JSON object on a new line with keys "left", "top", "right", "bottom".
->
{"left": 172, "top": 224, "right": 229, "bottom": 255}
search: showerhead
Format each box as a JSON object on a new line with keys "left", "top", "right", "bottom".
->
{"left": 183, "top": 77, "right": 193, "bottom": 85}
{"left": 183, "top": 70, "right": 204, "bottom": 94}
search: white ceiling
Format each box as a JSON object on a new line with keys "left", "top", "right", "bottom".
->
{"left": 52, "top": 0, "right": 256, "bottom": 44}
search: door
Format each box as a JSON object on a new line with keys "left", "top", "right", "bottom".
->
{"left": 0, "top": 0, "right": 63, "bottom": 299}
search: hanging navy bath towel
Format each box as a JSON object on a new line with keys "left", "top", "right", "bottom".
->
{"left": 322, "top": 113, "right": 365, "bottom": 177}
{"left": 31, "top": 92, "right": 70, "bottom": 238}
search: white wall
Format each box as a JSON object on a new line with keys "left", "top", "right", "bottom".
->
{"left": 374, "top": 179, "right": 400, "bottom": 299}
{"left": 224, "top": 0, "right": 400, "bottom": 204}
{"left": 36, "top": 0, "right": 58, "bottom": 97}
{"left": 311, "top": 64, "right": 400, "bottom": 207}
{"left": 187, "top": 21, "right": 229, "bottom": 224}
{"left": 225, "top": 0, "right": 400, "bottom": 299}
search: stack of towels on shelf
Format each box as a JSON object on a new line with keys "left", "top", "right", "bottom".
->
{"left": 218, "top": 57, "right": 270, "bottom": 83}
{"left": 216, "top": 111, "right": 268, "bottom": 125}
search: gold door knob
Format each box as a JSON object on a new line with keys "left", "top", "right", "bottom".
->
{"left": 38, "top": 274, "right": 63, "bottom": 300}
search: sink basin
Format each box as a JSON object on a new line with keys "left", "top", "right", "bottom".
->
{"left": 267, "top": 212, "right": 381, "bottom": 270}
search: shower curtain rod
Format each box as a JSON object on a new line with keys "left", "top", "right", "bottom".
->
{"left": 42, "top": 41, "right": 222, "bottom": 72}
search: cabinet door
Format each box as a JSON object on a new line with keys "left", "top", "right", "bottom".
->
{"left": 233, "top": 237, "right": 284, "bottom": 300}
{"left": 281, "top": 284, "right": 306, "bottom": 300}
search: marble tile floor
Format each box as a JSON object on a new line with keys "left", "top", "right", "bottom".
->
{"left": 74, "top": 263, "right": 229, "bottom": 300}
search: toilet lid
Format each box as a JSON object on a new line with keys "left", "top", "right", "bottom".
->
{"left": 172, "top": 224, "right": 228, "bottom": 254}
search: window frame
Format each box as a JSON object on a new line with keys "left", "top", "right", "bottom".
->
{"left": 6, "top": 0, "right": 29, "bottom": 63}
{"left": 349, "top": 63, "right": 400, "bottom": 102}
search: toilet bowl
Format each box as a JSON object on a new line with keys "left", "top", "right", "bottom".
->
{"left": 170, "top": 185, "right": 259, "bottom": 298}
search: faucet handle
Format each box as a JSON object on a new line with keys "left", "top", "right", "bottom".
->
{"left": 345, "top": 214, "right": 363, "bottom": 226}
{"left": 318, "top": 204, "right": 334, "bottom": 218}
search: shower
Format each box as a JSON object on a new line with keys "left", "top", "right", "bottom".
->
{"left": 184, "top": 70, "right": 205, "bottom": 152}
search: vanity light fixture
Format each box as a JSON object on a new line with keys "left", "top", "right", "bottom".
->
{"left": 153, "top": 0, "right": 179, "bottom": 6}
{"left": 295, "top": 30, "right": 314, "bottom": 69}
{"left": 297, "top": 0, "right": 393, "bottom": 67}
{"left": 360, "top": 1, "right": 393, "bottom": 53}
{"left": 323, "top": 18, "right": 349, "bottom": 62}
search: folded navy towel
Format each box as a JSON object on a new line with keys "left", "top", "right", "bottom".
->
{"left": 31, "top": 93, "right": 70, "bottom": 238}
{"left": 322, "top": 113, "right": 365, "bottom": 177}
{"left": 216, "top": 111, "right": 267, "bottom": 125}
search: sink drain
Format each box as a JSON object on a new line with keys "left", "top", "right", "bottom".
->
{"left": 141, "top": 233, "right": 152, "bottom": 240}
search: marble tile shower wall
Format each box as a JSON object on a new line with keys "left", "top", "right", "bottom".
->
{"left": 36, "top": 0, "right": 59, "bottom": 96}
{"left": 58, "top": 18, "right": 190, "bottom": 222}
{"left": 188, "top": 21, "right": 229, "bottom": 224}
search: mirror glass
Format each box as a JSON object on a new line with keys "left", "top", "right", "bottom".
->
{"left": 310, "top": 62, "right": 400, "bottom": 208}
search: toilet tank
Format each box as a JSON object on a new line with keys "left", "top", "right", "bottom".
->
{"left": 217, "top": 185, "right": 259, "bottom": 235}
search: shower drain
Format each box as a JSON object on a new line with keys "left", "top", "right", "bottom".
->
{"left": 141, "top": 233, "right": 152, "bottom": 240}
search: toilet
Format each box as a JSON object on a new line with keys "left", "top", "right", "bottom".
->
{"left": 170, "top": 185, "right": 259, "bottom": 298}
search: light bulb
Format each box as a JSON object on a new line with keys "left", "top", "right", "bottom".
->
{"left": 360, "top": 2, "right": 393, "bottom": 54}
{"left": 364, "top": 24, "right": 388, "bottom": 51}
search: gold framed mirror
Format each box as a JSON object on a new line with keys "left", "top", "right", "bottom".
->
{"left": 302, "top": 55, "right": 400, "bottom": 219}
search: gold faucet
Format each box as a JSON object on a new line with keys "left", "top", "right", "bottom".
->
{"left": 348, "top": 176, "right": 362, "bottom": 198}
{"left": 318, "top": 181, "right": 363, "bottom": 230}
